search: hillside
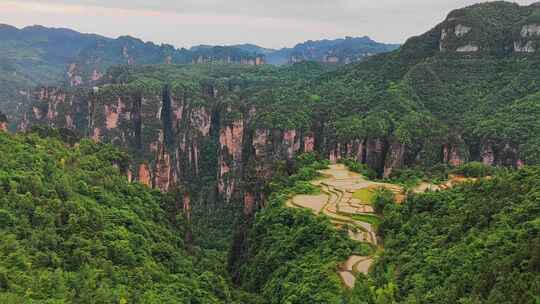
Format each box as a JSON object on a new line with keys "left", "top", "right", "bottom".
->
{"left": 0, "top": 129, "right": 264, "bottom": 303}
{"left": 0, "top": 24, "right": 265, "bottom": 129}
{"left": 0, "top": 25, "right": 394, "bottom": 131}
{"left": 1, "top": 1, "right": 540, "bottom": 303}
{"left": 364, "top": 166, "right": 540, "bottom": 303}
{"left": 17, "top": 1, "right": 540, "bottom": 206}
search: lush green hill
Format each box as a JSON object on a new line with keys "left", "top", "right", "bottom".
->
{"left": 0, "top": 130, "right": 256, "bottom": 303}
{"left": 358, "top": 166, "right": 540, "bottom": 303}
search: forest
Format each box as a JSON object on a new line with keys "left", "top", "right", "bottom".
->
{"left": 0, "top": 1, "right": 539, "bottom": 303}
{"left": 0, "top": 130, "right": 260, "bottom": 303}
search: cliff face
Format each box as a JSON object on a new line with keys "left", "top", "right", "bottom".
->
{"left": 67, "top": 39, "right": 266, "bottom": 87}
{"left": 23, "top": 83, "right": 414, "bottom": 213}
{"left": 17, "top": 2, "right": 540, "bottom": 214}
{"left": 0, "top": 112, "right": 7, "bottom": 132}
{"left": 22, "top": 80, "right": 528, "bottom": 213}
{"left": 436, "top": 2, "right": 540, "bottom": 55}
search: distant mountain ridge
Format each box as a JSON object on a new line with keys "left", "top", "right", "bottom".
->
{"left": 0, "top": 24, "right": 398, "bottom": 128}
{"left": 193, "top": 36, "right": 401, "bottom": 65}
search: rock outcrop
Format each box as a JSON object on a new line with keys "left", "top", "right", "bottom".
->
{"left": 0, "top": 112, "right": 7, "bottom": 132}
{"left": 25, "top": 82, "right": 527, "bottom": 210}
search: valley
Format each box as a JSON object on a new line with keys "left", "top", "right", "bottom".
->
{"left": 0, "top": 1, "right": 539, "bottom": 303}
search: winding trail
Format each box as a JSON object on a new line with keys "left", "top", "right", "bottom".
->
{"left": 286, "top": 164, "right": 403, "bottom": 289}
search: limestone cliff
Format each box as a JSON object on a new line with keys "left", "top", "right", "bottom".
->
{"left": 0, "top": 112, "right": 7, "bottom": 132}
{"left": 23, "top": 80, "right": 528, "bottom": 213}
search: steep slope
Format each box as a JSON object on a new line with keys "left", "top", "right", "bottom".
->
{"left": 360, "top": 166, "right": 540, "bottom": 303}
{"left": 0, "top": 130, "right": 247, "bottom": 303}
{"left": 229, "top": 156, "right": 367, "bottom": 303}
{"left": 0, "top": 24, "right": 265, "bottom": 129}
{"left": 14, "top": 2, "right": 540, "bottom": 214}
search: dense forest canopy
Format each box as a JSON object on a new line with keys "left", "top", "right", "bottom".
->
{"left": 0, "top": 130, "right": 260, "bottom": 303}
{"left": 366, "top": 166, "right": 540, "bottom": 303}
{"left": 0, "top": 1, "right": 539, "bottom": 304}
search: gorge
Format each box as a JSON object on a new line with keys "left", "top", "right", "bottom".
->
{"left": 0, "top": 1, "right": 539, "bottom": 303}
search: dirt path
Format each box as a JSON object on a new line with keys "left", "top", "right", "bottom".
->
{"left": 287, "top": 164, "right": 401, "bottom": 289}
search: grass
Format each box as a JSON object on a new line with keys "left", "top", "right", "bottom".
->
{"left": 352, "top": 188, "right": 375, "bottom": 204}
{"left": 351, "top": 214, "right": 381, "bottom": 227}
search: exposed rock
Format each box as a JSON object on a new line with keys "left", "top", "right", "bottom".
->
{"left": 456, "top": 44, "right": 479, "bottom": 52}
{"left": 455, "top": 24, "right": 472, "bottom": 37}
{"left": 521, "top": 24, "right": 540, "bottom": 37}
{"left": 183, "top": 192, "right": 191, "bottom": 220}
{"left": 283, "top": 129, "right": 298, "bottom": 159}
{"left": 481, "top": 143, "right": 495, "bottom": 166}
{"left": 303, "top": 134, "right": 315, "bottom": 153}
{"left": 65, "top": 114, "right": 75, "bottom": 129}
{"left": 91, "top": 127, "right": 101, "bottom": 142}
{"left": 154, "top": 133, "right": 173, "bottom": 191}
{"left": 220, "top": 120, "right": 244, "bottom": 160}
{"left": 244, "top": 191, "right": 256, "bottom": 216}
{"left": 32, "top": 107, "right": 43, "bottom": 120}
{"left": 218, "top": 120, "right": 244, "bottom": 201}
{"left": 192, "top": 108, "right": 211, "bottom": 136}
{"left": 329, "top": 144, "right": 341, "bottom": 163}
{"left": 126, "top": 169, "right": 133, "bottom": 182}
{"left": 253, "top": 129, "right": 269, "bottom": 157}
{"left": 383, "top": 140, "right": 406, "bottom": 178}
{"left": 514, "top": 40, "right": 536, "bottom": 53}
{"left": 91, "top": 69, "right": 103, "bottom": 82}
{"left": 443, "top": 144, "right": 465, "bottom": 167}
{"left": 138, "top": 163, "right": 152, "bottom": 187}
{"left": 440, "top": 28, "right": 449, "bottom": 51}
{"left": 105, "top": 98, "right": 126, "bottom": 130}
{"left": 365, "top": 138, "right": 385, "bottom": 174}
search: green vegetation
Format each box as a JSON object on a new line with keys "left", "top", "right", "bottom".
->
{"left": 359, "top": 166, "right": 540, "bottom": 303}
{"left": 233, "top": 154, "right": 372, "bottom": 303}
{"left": 352, "top": 188, "right": 375, "bottom": 204}
{"left": 383, "top": 165, "right": 451, "bottom": 188}
{"left": 452, "top": 162, "right": 496, "bottom": 177}
{"left": 351, "top": 214, "right": 381, "bottom": 227}
{"left": 340, "top": 159, "right": 378, "bottom": 180}
{"left": 2, "top": 3, "right": 540, "bottom": 303}
{"left": 0, "top": 131, "right": 254, "bottom": 303}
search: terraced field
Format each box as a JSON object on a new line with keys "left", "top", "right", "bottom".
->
{"left": 286, "top": 164, "right": 403, "bottom": 289}
{"left": 286, "top": 164, "right": 483, "bottom": 289}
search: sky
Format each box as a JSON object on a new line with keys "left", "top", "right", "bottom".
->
{"left": 0, "top": 0, "right": 538, "bottom": 49}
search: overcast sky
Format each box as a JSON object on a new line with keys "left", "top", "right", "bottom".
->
{"left": 1, "top": 0, "right": 538, "bottom": 49}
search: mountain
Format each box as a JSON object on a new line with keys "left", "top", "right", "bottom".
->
{"left": 192, "top": 37, "right": 401, "bottom": 65}
{"left": 267, "top": 36, "right": 401, "bottom": 65}
{"left": 19, "top": 1, "right": 540, "bottom": 197}
{"left": 231, "top": 43, "right": 277, "bottom": 55}
{"left": 0, "top": 24, "right": 265, "bottom": 129}
{"left": 191, "top": 43, "right": 277, "bottom": 55}
{"left": 1, "top": 1, "right": 540, "bottom": 303}
{"left": 0, "top": 25, "right": 393, "bottom": 130}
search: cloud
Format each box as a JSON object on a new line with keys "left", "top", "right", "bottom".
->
{"left": 1, "top": 0, "right": 538, "bottom": 48}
